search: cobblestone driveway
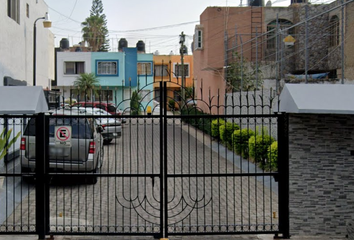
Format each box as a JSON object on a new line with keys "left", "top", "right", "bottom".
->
{"left": 4, "top": 117, "right": 278, "bottom": 237}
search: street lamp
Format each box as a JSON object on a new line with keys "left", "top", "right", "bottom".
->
{"left": 33, "top": 12, "right": 51, "bottom": 86}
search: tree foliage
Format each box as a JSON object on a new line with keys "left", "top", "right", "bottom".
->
{"left": 226, "top": 51, "right": 263, "bottom": 92}
{"left": 130, "top": 90, "right": 142, "bottom": 115}
{"left": 74, "top": 73, "right": 99, "bottom": 100}
{"left": 82, "top": 0, "right": 109, "bottom": 52}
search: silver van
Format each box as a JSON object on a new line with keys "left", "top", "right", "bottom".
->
{"left": 21, "top": 111, "right": 104, "bottom": 184}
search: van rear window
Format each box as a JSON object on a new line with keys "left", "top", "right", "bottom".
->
{"left": 24, "top": 117, "right": 93, "bottom": 139}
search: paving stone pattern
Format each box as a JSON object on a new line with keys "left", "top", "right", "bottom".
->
{"left": 3, "top": 117, "right": 278, "bottom": 237}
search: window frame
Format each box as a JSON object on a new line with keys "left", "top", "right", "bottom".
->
{"left": 194, "top": 28, "right": 203, "bottom": 50}
{"left": 173, "top": 63, "right": 190, "bottom": 78}
{"left": 64, "top": 62, "right": 85, "bottom": 75}
{"left": 137, "top": 62, "right": 153, "bottom": 76}
{"left": 266, "top": 19, "right": 294, "bottom": 49}
{"left": 7, "top": 0, "right": 20, "bottom": 23}
{"left": 26, "top": 3, "right": 29, "bottom": 18}
{"left": 96, "top": 60, "right": 119, "bottom": 76}
{"left": 329, "top": 15, "right": 339, "bottom": 47}
{"left": 154, "top": 64, "right": 169, "bottom": 77}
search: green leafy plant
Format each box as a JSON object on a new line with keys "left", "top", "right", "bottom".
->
{"left": 130, "top": 90, "right": 142, "bottom": 115}
{"left": 81, "top": 0, "right": 110, "bottom": 52}
{"left": 232, "top": 128, "right": 255, "bottom": 158}
{"left": 220, "top": 122, "right": 240, "bottom": 147}
{"left": 181, "top": 108, "right": 212, "bottom": 135}
{"left": 211, "top": 118, "right": 225, "bottom": 139}
{"left": 226, "top": 51, "right": 263, "bottom": 92}
{"left": 266, "top": 141, "right": 278, "bottom": 171}
{"left": 248, "top": 134, "right": 275, "bottom": 164}
{"left": 74, "top": 73, "right": 100, "bottom": 100}
{"left": 0, "top": 128, "right": 21, "bottom": 160}
{"left": 168, "top": 99, "right": 175, "bottom": 111}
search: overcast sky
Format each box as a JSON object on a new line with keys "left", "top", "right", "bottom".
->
{"left": 43, "top": 0, "right": 326, "bottom": 54}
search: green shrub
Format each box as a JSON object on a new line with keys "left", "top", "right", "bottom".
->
{"left": 211, "top": 118, "right": 225, "bottom": 139}
{"left": 0, "top": 128, "right": 21, "bottom": 160}
{"left": 232, "top": 128, "right": 255, "bottom": 158}
{"left": 130, "top": 90, "right": 142, "bottom": 115}
{"left": 248, "top": 134, "right": 275, "bottom": 163}
{"left": 266, "top": 141, "right": 278, "bottom": 171}
{"left": 220, "top": 122, "right": 240, "bottom": 146}
{"left": 197, "top": 117, "right": 212, "bottom": 135}
{"left": 168, "top": 99, "right": 175, "bottom": 110}
{"left": 180, "top": 108, "right": 212, "bottom": 135}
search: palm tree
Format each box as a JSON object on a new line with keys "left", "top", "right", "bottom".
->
{"left": 74, "top": 73, "right": 100, "bottom": 101}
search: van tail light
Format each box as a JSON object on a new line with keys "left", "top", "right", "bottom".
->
{"left": 89, "top": 141, "right": 96, "bottom": 154}
{"left": 20, "top": 137, "right": 26, "bottom": 150}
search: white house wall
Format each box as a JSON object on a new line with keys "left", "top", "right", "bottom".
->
{"left": 0, "top": 0, "right": 54, "bottom": 87}
{"left": 56, "top": 52, "right": 91, "bottom": 99}
{"left": 57, "top": 52, "right": 92, "bottom": 86}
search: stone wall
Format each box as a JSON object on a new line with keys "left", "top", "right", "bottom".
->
{"left": 289, "top": 114, "right": 354, "bottom": 236}
{"left": 292, "top": 4, "right": 331, "bottom": 72}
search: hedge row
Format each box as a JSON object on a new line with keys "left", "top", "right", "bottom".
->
{"left": 181, "top": 108, "right": 278, "bottom": 171}
{"left": 232, "top": 128, "right": 278, "bottom": 171}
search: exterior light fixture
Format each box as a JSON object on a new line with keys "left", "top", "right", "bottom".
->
{"left": 33, "top": 12, "right": 52, "bottom": 86}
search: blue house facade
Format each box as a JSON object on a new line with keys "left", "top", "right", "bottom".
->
{"left": 56, "top": 47, "right": 153, "bottom": 112}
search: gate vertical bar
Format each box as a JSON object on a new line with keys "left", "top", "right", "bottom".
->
{"left": 36, "top": 113, "right": 49, "bottom": 239}
{"left": 163, "top": 81, "right": 168, "bottom": 238}
{"left": 277, "top": 113, "right": 290, "bottom": 238}
{"left": 158, "top": 81, "right": 164, "bottom": 239}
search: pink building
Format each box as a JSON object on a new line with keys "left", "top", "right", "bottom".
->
{"left": 193, "top": 7, "right": 258, "bottom": 114}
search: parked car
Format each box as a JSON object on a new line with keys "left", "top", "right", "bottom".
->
{"left": 78, "top": 107, "right": 122, "bottom": 144}
{"left": 70, "top": 101, "right": 126, "bottom": 123}
{"left": 20, "top": 110, "right": 104, "bottom": 184}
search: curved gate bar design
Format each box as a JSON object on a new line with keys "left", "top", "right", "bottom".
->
{"left": 0, "top": 79, "right": 289, "bottom": 239}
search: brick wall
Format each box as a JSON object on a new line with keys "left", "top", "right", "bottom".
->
{"left": 289, "top": 114, "right": 354, "bottom": 236}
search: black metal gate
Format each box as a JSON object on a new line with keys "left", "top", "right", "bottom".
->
{"left": 0, "top": 82, "right": 289, "bottom": 239}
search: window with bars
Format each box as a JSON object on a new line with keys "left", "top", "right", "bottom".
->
{"left": 97, "top": 61, "right": 118, "bottom": 76}
{"left": 154, "top": 65, "right": 169, "bottom": 77}
{"left": 267, "top": 19, "right": 294, "bottom": 49}
{"left": 137, "top": 62, "right": 152, "bottom": 75}
{"left": 64, "top": 62, "right": 85, "bottom": 75}
{"left": 174, "top": 64, "right": 189, "bottom": 78}
{"left": 194, "top": 29, "right": 203, "bottom": 50}
{"left": 329, "top": 16, "right": 339, "bottom": 47}
{"left": 7, "top": 0, "right": 20, "bottom": 23}
{"left": 95, "top": 90, "right": 113, "bottom": 101}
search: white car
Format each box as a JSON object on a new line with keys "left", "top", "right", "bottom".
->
{"left": 78, "top": 107, "right": 122, "bottom": 144}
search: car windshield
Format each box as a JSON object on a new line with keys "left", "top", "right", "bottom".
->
{"left": 24, "top": 117, "right": 93, "bottom": 139}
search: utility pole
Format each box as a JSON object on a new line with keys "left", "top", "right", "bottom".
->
{"left": 179, "top": 32, "right": 186, "bottom": 102}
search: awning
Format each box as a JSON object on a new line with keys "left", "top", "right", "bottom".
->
{"left": 279, "top": 84, "right": 354, "bottom": 114}
{"left": 0, "top": 86, "right": 49, "bottom": 114}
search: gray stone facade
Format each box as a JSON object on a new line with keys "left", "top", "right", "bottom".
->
{"left": 289, "top": 114, "right": 354, "bottom": 237}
